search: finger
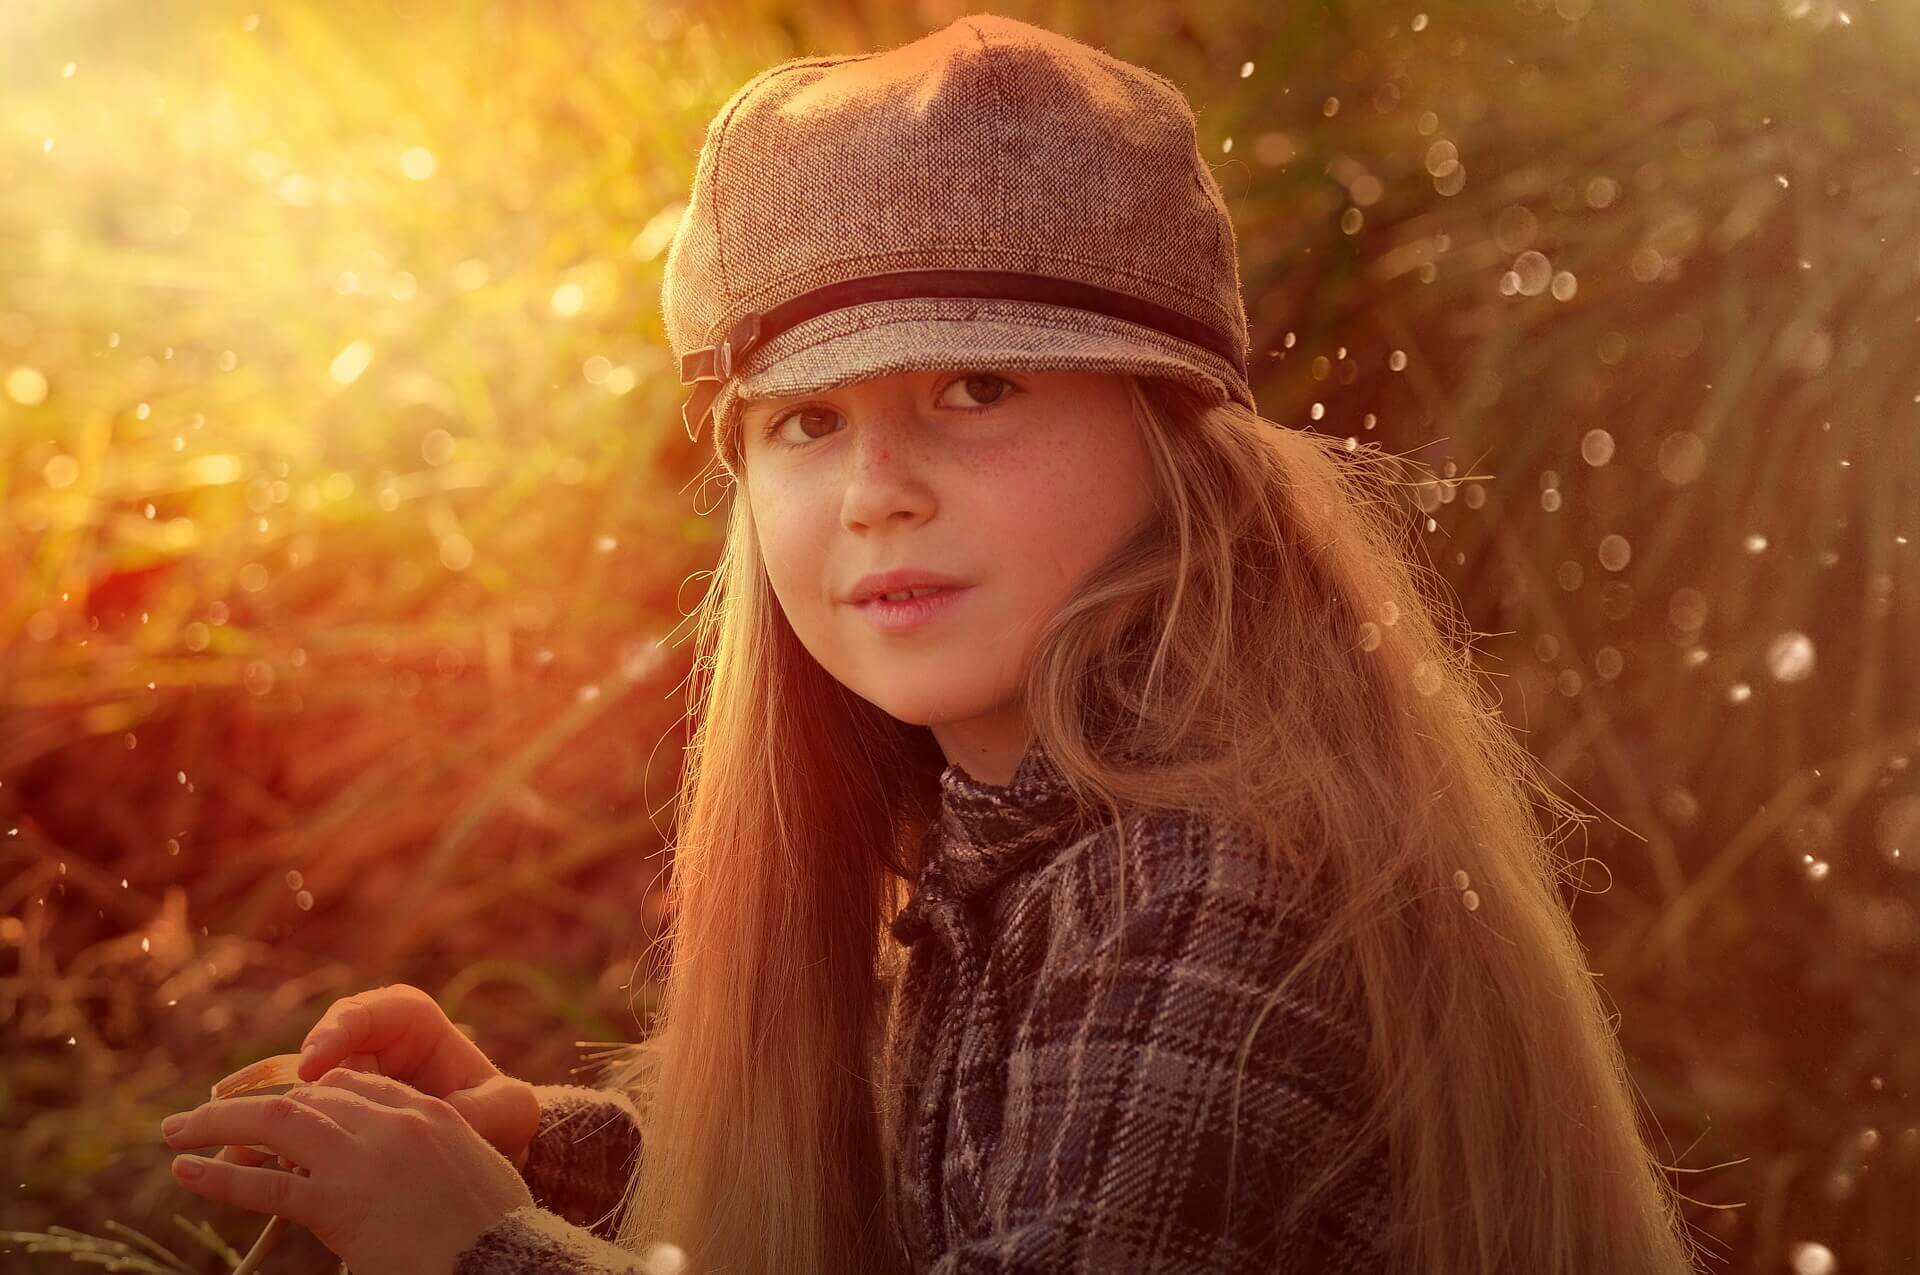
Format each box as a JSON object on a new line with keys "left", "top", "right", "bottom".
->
{"left": 446, "top": 1075, "right": 540, "bottom": 1156}
{"left": 312, "top": 1066, "right": 433, "bottom": 1110}
{"left": 298, "top": 984, "right": 433, "bottom": 1072}
{"left": 297, "top": 984, "right": 472, "bottom": 1086}
{"left": 298, "top": 988, "right": 412, "bottom": 1080}
{"left": 170, "top": 1152, "right": 321, "bottom": 1230}
{"left": 301, "top": 1048, "right": 389, "bottom": 1085}
{"left": 164, "top": 1092, "right": 352, "bottom": 1173}
{"left": 209, "top": 1139, "right": 304, "bottom": 1173}
{"left": 213, "top": 1143, "right": 274, "bottom": 1169}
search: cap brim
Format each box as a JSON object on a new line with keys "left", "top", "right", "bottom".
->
{"left": 700, "top": 297, "right": 1251, "bottom": 457}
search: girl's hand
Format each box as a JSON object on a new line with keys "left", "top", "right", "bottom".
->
{"left": 162, "top": 1068, "right": 536, "bottom": 1275}
{"left": 213, "top": 983, "right": 539, "bottom": 1174}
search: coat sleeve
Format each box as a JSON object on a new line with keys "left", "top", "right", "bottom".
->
{"left": 925, "top": 823, "right": 1393, "bottom": 1274}
{"left": 453, "top": 1082, "right": 656, "bottom": 1275}
{"left": 516, "top": 1083, "right": 645, "bottom": 1238}
{"left": 453, "top": 1204, "right": 663, "bottom": 1275}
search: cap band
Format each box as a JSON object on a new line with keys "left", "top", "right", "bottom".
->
{"left": 678, "top": 268, "right": 1246, "bottom": 442}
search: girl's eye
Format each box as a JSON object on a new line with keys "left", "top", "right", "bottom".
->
{"left": 935, "top": 372, "right": 1019, "bottom": 412}
{"left": 759, "top": 372, "right": 1021, "bottom": 449}
{"left": 761, "top": 405, "right": 840, "bottom": 448}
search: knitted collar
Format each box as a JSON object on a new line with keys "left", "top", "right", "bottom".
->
{"left": 913, "top": 736, "right": 1088, "bottom": 913}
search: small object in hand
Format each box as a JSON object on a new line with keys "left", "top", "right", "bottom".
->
{"left": 212, "top": 1052, "right": 305, "bottom": 1100}
{"left": 210, "top": 1052, "right": 307, "bottom": 1163}
{"left": 196, "top": 1053, "right": 316, "bottom": 1274}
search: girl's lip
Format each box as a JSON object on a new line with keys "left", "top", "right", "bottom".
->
{"left": 852, "top": 585, "right": 972, "bottom": 634}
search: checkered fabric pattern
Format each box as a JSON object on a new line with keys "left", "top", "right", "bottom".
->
{"left": 454, "top": 1083, "right": 651, "bottom": 1274}
{"left": 876, "top": 739, "right": 1391, "bottom": 1272}
{"left": 455, "top": 739, "right": 1391, "bottom": 1273}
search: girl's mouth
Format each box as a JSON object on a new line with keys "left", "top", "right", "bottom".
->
{"left": 853, "top": 586, "right": 973, "bottom": 634}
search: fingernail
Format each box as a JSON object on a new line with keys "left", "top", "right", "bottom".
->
{"left": 174, "top": 1155, "right": 206, "bottom": 1180}
{"left": 162, "top": 1114, "right": 187, "bottom": 1137}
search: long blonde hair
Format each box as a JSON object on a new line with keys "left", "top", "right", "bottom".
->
{"left": 594, "top": 374, "right": 1706, "bottom": 1274}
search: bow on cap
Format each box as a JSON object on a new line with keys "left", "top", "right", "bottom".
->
{"left": 678, "top": 312, "right": 764, "bottom": 442}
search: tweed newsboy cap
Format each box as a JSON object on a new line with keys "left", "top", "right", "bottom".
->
{"left": 659, "top": 12, "right": 1256, "bottom": 469}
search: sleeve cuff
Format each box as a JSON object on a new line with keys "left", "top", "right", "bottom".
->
{"left": 455, "top": 1203, "right": 657, "bottom": 1275}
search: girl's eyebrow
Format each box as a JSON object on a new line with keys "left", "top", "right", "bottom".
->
{"left": 746, "top": 392, "right": 812, "bottom": 416}
{"left": 740, "top": 399, "right": 784, "bottom": 427}
{"left": 745, "top": 392, "right": 827, "bottom": 427}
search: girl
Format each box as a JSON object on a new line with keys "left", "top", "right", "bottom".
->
{"left": 184, "top": 13, "right": 1703, "bottom": 1275}
{"left": 589, "top": 13, "right": 1699, "bottom": 1273}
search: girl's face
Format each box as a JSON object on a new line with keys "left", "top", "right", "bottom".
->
{"left": 741, "top": 368, "right": 1156, "bottom": 786}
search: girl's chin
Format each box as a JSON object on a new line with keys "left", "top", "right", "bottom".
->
{"left": 855, "top": 685, "right": 993, "bottom": 730}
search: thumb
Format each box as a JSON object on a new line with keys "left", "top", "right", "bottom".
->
{"left": 445, "top": 1074, "right": 539, "bottom": 1157}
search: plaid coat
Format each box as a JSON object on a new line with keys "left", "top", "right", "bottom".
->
{"left": 455, "top": 740, "right": 1391, "bottom": 1273}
